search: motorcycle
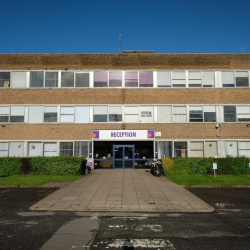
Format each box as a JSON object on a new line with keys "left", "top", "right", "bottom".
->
{"left": 149, "top": 158, "right": 164, "bottom": 177}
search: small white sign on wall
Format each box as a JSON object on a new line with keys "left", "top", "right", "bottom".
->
{"left": 155, "top": 132, "right": 161, "bottom": 137}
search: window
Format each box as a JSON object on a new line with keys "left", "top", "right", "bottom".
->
{"left": 109, "top": 106, "right": 122, "bottom": 122}
{"left": 237, "top": 106, "right": 250, "bottom": 122}
{"left": 125, "top": 71, "right": 138, "bottom": 87}
{"left": 75, "top": 72, "right": 89, "bottom": 87}
{"left": 172, "top": 71, "right": 186, "bottom": 87}
{"left": 10, "top": 106, "right": 25, "bottom": 123}
{"left": 174, "top": 142, "right": 187, "bottom": 157}
{"left": 0, "top": 142, "right": 8, "bottom": 157}
{"left": 222, "top": 71, "right": 249, "bottom": 87}
{"left": 236, "top": 72, "right": 249, "bottom": 87}
{"left": 173, "top": 106, "right": 187, "bottom": 122}
{"left": 45, "top": 72, "right": 58, "bottom": 87}
{"left": 44, "top": 142, "right": 57, "bottom": 156}
{"left": 0, "top": 72, "right": 10, "bottom": 88}
{"left": 28, "top": 142, "right": 43, "bottom": 157}
{"left": 93, "top": 106, "right": 108, "bottom": 122}
{"left": 28, "top": 106, "right": 43, "bottom": 123}
{"left": 157, "top": 71, "right": 171, "bottom": 87}
{"left": 202, "top": 71, "right": 215, "bottom": 87}
{"left": 238, "top": 141, "right": 250, "bottom": 157}
{"left": 189, "top": 106, "right": 203, "bottom": 122}
{"left": 9, "top": 142, "right": 24, "bottom": 157}
{"left": 74, "top": 141, "right": 92, "bottom": 158}
{"left": 204, "top": 141, "right": 217, "bottom": 157}
{"left": 157, "top": 106, "right": 172, "bottom": 123}
{"left": 224, "top": 106, "right": 236, "bottom": 122}
{"left": 44, "top": 106, "right": 58, "bottom": 122}
{"left": 60, "top": 106, "right": 74, "bottom": 122}
{"left": 94, "top": 71, "right": 108, "bottom": 87}
{"left": 139, "top": 71, "right": 153, "bottom": 87}
{"left": 155, "top": 141, "right": 172, "bottom": 158}
{"left": 109, "top": 71, "right": 122, "bottom": 87}
{"left": 30, "top": 71, "right": 44, "bottom": 87}
{"left": 204, "top": 106, "right": 216, "bottom": 122}
{"left": 0, "top": 106, "right": 9, "bottom": 123}
{"left": 225, "top": 141, "right": 238, "bottom": 157}
{"left": 139, "top": 106, "right": 154, "bottom": 123}
{"left": 75, "top": 106, "right": 89, "bottom": 123}
{"left": 188, "top": 71, "right": 202, "bottom": 87}
{"left": 190, "top": 142, "right": 204, "bottom": 157}
{"left": 11, "top": 72, "right": 26, "bottom": 88}
{"left": 60, "top": 142, "right": 73, "bottom": 156}
{"left": 124, "top": 106, "right": 139, "bottom": 123}
{"left": 61, "top": 72, "right": 74, "bottom": 87}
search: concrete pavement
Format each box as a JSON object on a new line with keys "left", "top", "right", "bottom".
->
{"left": 30, "top": 170, "right": 214, "bottom": 212}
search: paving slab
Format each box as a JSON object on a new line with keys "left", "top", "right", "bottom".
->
{"left": 30, "top": 169, "right": 214, "bottom": 213}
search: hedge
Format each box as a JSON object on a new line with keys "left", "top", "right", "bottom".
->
{"left": 162, "top": 156, "right": 250, "bottom": 176}
{"left": 0, "top": 158, "right": 22, "bottom": 176}
{"left": 0, "top": 156, "right": 87, "bottom": 176}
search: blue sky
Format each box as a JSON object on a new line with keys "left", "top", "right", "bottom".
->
{"left": 1, "top": 0, "right": 250, "bottom": 53}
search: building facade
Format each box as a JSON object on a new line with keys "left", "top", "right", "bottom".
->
{"left": 0, "top": 52, "right": 250, "bottom": 169}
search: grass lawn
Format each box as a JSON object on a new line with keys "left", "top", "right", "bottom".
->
{"left": 0, "top": 175, "right": 80, "bottom": 186}
{"left": 168, "top": 175, "right": 250, "bottom": 186}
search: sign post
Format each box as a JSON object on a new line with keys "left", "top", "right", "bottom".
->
{"left": 213, "top": 163, "right": 217, "bottom": 179}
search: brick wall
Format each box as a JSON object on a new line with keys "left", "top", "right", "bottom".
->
{"left": 0, "top": 53, "right": 250, "bottom": 70}
{"left": 0, "top": 123, "right": 249, "bottom": 140}
{"left": 1, "top": 88, "right": 250, "bottom": 105}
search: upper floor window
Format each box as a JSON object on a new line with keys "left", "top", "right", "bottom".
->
{"left": 157, "top": 106, "right": 172, "bottom": 123}
{"left": 157, "top": 71, "right": 171, "bottom": 87}
{"left": 94, "top": 71, "right": 108, "bottom": 87}
{"left": 125, "top": 71, "right": 138, "bottom": 87}
{"left": 189, "top": 106, "right": 216, "bottom": 122}
{"left": 0, "top": 106, "right": 9, "bottom": 122}
{"left": 109, "top": 71, "right": 122, "bottom": 87}
{"left": 12, "top": 72, "right": 26, "bottom": 88}
{"left": 0, "top": 72, "right": 10, "bottom": 88}
{"left": 172, "top": 71, "right": 186, "bottom": 87}
{"left": 75, "top": 72, "right": 89, "bottom": 87}
{"left": 61, "top": 72, "right": 74, "bottom": 87}
{"left": 222, "top": 71, "right": 249, "bottom": 87}
{"left": 30, "top": 71, "right": 58, "bottom": 88}
{"left": 93, "top": 106, "right": 108, "bottom": 122}
{"left": 109, "top": 106, "right": 122, "bottom": 122}
{"left": 139, "top": 71, "right": 153, "bottom": 87}
{"left": 10, "top": 106, "right": 25, "bottom": 123}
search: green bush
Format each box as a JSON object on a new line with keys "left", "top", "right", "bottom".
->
{"left": 0, "top": 158, "right": 21, "bottom": 176}
{"left": 162, "top": 156, "right": 250, "bottom": 176}
{"left": 29, "top": 156, "right": 86, "bottom": 176}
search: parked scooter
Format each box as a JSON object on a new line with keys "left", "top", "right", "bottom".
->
{"left": 150, "top": 158, "right": 163, "bottom": 177}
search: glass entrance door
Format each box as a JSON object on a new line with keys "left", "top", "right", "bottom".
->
{"left": 113, "top": 145, "right": 135, "bottom": 169}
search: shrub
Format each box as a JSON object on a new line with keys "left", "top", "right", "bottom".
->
{"left": 21, "top": 158, "right": 32, "bottom": 174}
{"left": 0, "top": 158, "right": 21, "bottom": 176}
{"left": 29, "top": 156, "right": 86, "bottom": 175}
{"left": 162, "top": 156, "right": 250, "bottom": 176}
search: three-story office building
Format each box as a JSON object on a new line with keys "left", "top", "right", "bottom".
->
{"left": 0, "top": 52, "right": 250, "bottom": 169}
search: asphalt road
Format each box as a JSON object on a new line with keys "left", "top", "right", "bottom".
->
{"left": 0, "top": 187, "right": 250, "bottom": 250}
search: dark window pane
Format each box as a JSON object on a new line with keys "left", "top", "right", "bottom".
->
{"left": 60, "top": 142, "right": 73, "bottom": 156}
{"left": 109, "top": 71, "right": 122, "bottom": 87}
{"left": 0, "top": 72, "right": 10, "bottom": 87}
{"left": 93, "top": 115, "right": 107, "bottom": 122}
{"left": 125, "top": 72, "right": 138, "bottom": 87}
{"left": 189, "top": 84, "right": 202, "bottom": 87}
{"left": 236, "top": 77, "right": 249, "bottom": 87}
{"left": 44, "top": 113, "right": 57, "bottom": 122}
{"left": 139, "top": 71, "right": 153, "bottom": 87}
{"left": 61, "top": 72, "right": 74, "bottom": 87}
{"left": 174, "top": 142, "right": 187, "bottom": 150}
{"left": 45, "top": 72, "right": 58, "bottom": 87}
{"left": 189, "top": 110, "right": 203, "bottom": 119}
{"left": 224, "top": 106, "right": 236, "bottom": 122}
{"left": 238, "top": 117, "right": 250, "bottom": 122}
{"left": 76, "top": 73, "right": 89, "bottom": 87}
{"left": 223, "top": 84, "right": 234, "bottom": 87}
{"left": 172, "top": 84, "right": 186, "bottom": 87}
{"left": 30, "top": 71, "right": 44, "bottom": 87}
{"left": 0, "top": 116, "right": 9, "bottom": 122}
{"left": 190, "top": 118, "right": 203, "bottom": 122}
{"left": 109, "top": 114, "right": 122, "bottom": 122}
{"left": 10, "top": 116, "right": 24, "bottom": 123}
{"left": 204, "top": 112, "right": 216, "bottom": 122}
{"left": 94, "top": 71, "right": 108, "bottom": 87}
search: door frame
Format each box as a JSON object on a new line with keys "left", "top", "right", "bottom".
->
{"left": 113, "top": 144, "right": 135, "bottom": 169}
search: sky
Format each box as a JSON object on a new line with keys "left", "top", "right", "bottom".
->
{"left": 0, "top": 0, "right": 250, "bottom": 53}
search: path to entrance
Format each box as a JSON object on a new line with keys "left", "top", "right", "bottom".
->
{"left": 30, "top": 170, "right": 214, "bottom": 213}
